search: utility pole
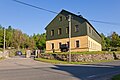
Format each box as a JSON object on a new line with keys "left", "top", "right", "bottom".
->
{"left": 3, "top": 27, "right": 6, "bottom": 54}
{"left": 68, "top": 15, "right": 71, "bottom": 62}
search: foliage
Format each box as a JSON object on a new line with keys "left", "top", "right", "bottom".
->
{"left": 0, "top": 25, "right": 46, "bottom": 50}
{"left": 33, "top": 33, "right": 46, "bottom": 50}
{"left": 112, "top": 74, "right": 120, "bottom": 80}
{"left": 101, "top": 32, "right": 120, "bottom": 51}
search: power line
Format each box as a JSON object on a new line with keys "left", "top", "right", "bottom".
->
{"left": 12, "top": 0, "right": 58, "bottom": 14}
{"left": 89, "top": 20, "right": 120, "bottom": 26}
{"left": 12, "top": 0, "right": 120, "bottom": 26}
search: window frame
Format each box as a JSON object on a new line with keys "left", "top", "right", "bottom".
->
{"left": 75, "top": 25, "right": 79, "bottom": 32}
{"left": 58, "top": 28, "right": 62, "bottom": 35}
{"left": 51, "top": 43, "right": 54, "bottom": 49}
{"left": 51, "top": 30, "right": 54, "bottom": 36}
{"left": 76, "top": 40, "right": 80, "bottom": 48}
{"left": 59, "top": 16, "right": 62, "bottom": 21}
{"left": 66, "top": 27, "right": 69, "bottom": 34}
{"left": 89, "top": 27, "right": 91, "bottom": 33}
{"left": 59, "top": 42, "right": 61, "bottom": 49}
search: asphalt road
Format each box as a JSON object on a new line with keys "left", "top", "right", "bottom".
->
{"left": 0, "top": 56, "right": 120, "bottom": 80}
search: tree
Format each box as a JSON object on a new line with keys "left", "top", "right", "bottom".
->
{"left": 0, "top": 26, "right": 3, "bottom": 48}
{"left": 110, "top": 32, "right": 120, "bottom": 47}
{"left": 6, "top": 26, "right": 13, "bottom": 48}
{"left": 33, "top": 33, "right": 46, "bottom": 50}
{"left": 12, "top": 29, "right": 24, "bottom": 50}
{"left": 101, "top": 33, "right": 106, "bottom": 50}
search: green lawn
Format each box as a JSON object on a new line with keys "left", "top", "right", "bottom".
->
{"left": 112, "top": 74, "right": 120, "bottom": 80}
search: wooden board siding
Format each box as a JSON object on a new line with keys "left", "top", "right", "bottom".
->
{"left": 46, "top": 11, "right": 88, "bottom": 41}
{"left": 86, "top": 22, "right": 101, "bottom": 44}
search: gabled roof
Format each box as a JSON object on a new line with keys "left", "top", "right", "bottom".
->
{"left": 45, "top": 9, "right": 101, "bottom": 37}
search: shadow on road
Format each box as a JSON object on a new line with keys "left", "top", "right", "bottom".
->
{"left": 51, "top": 62, "right": 120, "bottom": 80}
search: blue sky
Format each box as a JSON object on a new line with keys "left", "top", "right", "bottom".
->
{"left": 0, "top": 0, "right": 120, "bottom": 36}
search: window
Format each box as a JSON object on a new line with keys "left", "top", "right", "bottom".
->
{"left": 76, "top": 40, "right": 79, "bottom": 48}
{"left": 67, "top": 42, "right": 69, "bottom": 48}
{"left": 51, "top": 30, "right": 54, "bottom": 36}
{"left": 59, "top": 42, "right": 61, "bottom": 49}
{"left": 51, "top": 43, "right": 54, "bottom": 49}
{"left": 92, "top": 30, "right": 94, "bottom": 35}
{"left": 65, "top": 16, "right": 68, "bottom": 20}
{"left": 75, "top": 25, "right": 79, "bottom": 32}
{"left": 58, "top": 28, "right": 62, "bottom": 35}
{"left": 89, "top": 27, "right": 91, "bottom": 33}
{"left": 66, "top": 27, "right": 69, "bottom": 33}
{"left": 59, "top": 16, "right": 62, "bottom": 21}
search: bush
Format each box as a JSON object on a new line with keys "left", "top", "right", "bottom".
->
{"left": 112, "top": 74, "right": 120, "bottom": 80}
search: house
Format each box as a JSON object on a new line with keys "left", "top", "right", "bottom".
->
{"left": 45, "top": 9, "right": 101, "bottom": 53}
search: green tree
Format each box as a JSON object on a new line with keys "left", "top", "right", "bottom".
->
{"left": 101, "top": 33, "right": 106, "bottom": 50}
{"left": 33, "top": 33, "right": 46, "bottom": 50}
{"left": 6, "top": 26, "right": 13, "bottom": 48}
{"left": 110, "top": 32, "right": 120, "bottom": 47}
{"left": 12, "top": 29, "right": 24, "bottom": 50}
{"left": 0, "top": 25, "right": 3, "bottom": 48}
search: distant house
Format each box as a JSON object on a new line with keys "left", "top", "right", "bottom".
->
{"left": 45, "top": 10, "right": 101, "bottom": 53}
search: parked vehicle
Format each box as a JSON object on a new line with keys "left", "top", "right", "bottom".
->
{"left": 60, "top": 44, "right": 69, "bottom": 52}
{"left": 16, "top": 51, "right": 22, "bottom": 55}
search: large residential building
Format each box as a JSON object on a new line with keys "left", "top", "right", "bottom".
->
{"left": 45, "top": 10, "right": 102, "bottom": 53}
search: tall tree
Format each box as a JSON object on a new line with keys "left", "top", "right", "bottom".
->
{"left": 6, "top": 26, "right": 13, "bottom": 48}
{"left": 110, "top": 32, "right": 120, "bottom": 47}
{"left": 101, "top": 33, "right": 106, "bottom": 50}
{"left": 0, "top": 26, "right": 3, "bottom": 48}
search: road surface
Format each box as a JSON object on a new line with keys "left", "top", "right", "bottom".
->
{"left": 0, "top": 56, "right": 120, "bottom": 80}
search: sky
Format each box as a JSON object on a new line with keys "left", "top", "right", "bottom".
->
{"left": 0, "top": 0, "right": 120, "bottom": 36}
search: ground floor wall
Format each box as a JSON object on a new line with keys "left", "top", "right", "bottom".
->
{"left": 46, "top": 36, "right": 101, "bottom": 53}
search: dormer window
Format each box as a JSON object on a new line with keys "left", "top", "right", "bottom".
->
{"left": 59, "top": 16, "right": 62, "bottom": 21}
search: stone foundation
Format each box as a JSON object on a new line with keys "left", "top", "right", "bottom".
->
{"left": 38, "top": 52, "right": 120, "bottom": 62}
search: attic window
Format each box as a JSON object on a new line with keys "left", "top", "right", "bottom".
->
{"left": 51, "top": 30, "right": 54, "bottom": 36}
{"left": 89, "top": 27, "right": 91, "bottom": 33}
{"left": 75, "top": 25, "right": 79, "bottom": 32}
{"left": 59, "top": 16, "right": 62, "bottom": 21}
{"left": 58, "top": 28, "right": 62, "bottom": 35}
{"left": 66, "top": 27, "right": 69, "bottom": 34}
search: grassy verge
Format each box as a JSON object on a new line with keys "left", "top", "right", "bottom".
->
{"left": 35, "top": 58, "right": 68, "bottom": 64}
{"left": 35, "top": 58, "right": 113, "bottom": 64}
{"left": 35, "top": 58, "right": 88, "bottom": 64}
{"left": 112, "top": 74, "right": 120, "bottom": 80}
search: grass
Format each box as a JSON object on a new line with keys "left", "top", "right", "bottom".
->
{"left": 112, "top": 74, "right": 120, "bottom": 80}
{"left": 35, "top": 58, "right": 69, "bottom": 64}
{"left": 35, "top": 58, "right": 113, "bottom": 64}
